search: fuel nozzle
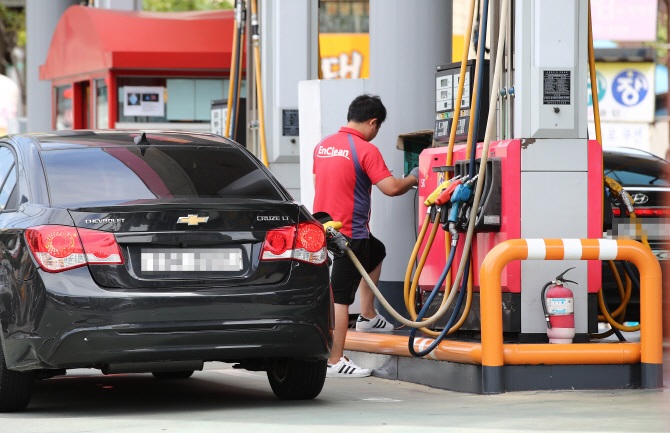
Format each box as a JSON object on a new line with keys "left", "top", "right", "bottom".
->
{"left": 604, "top": 176, "right": 635, "bottom": 215}
{"left": 435, "top": 175, "right": 468, "bottom": 206}
{"left": 447, "top": 176, "right": 477, "bottom": 223}
{"left": 424, "top": 176, "right": 460, "bottom": 207}
{"left": 465, "top": 174, "right": 479, "bottom": 187}
{"left": 324, "top": 224, "right": 350, "bottom": 257}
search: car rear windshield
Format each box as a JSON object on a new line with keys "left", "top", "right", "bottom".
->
{"left": 41, "top": 146, "right": 284, "bottom": 207}
{"left": 604, "top": 153, "right": 670, "bottom": 186}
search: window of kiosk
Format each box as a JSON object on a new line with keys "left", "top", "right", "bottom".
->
{"left": 95, "top": 78, "right": 109, "bottom": 129}
{"left": 55, "top": 85, "right": 73, "bottom": 130}
{"left": 116, "top": 77, "right": 245, "bottom": 125}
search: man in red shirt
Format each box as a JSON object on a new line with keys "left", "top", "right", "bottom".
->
{"left": 313, "top": 95, "right": 419, "bottom": 378}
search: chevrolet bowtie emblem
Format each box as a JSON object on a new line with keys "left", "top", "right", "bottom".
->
{"left": 177, "top": 214, "right": 209, "bottom": 226}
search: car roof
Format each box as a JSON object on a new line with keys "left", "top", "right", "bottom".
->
{"left": 15, "top": 130, "right": 238, "bottom": 151}
{"left": 602, "top": 146, "right": 667, "bottom": 162}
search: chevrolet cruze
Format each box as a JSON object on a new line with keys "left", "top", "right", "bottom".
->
{"left": 0, "top": 130, "right": 332, "bottom": 411}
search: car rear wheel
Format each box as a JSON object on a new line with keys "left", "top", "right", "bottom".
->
{"left": 267, "top": 358, "right": 326, "bottom": 400}
{"left": 0, "top": 341, "right": 33, "bottom": 412}
{"left": 151, "top": 371, "right": 194, "bottom": 380}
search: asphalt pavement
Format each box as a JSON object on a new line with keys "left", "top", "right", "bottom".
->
{"left": 1, "top": 358, "right": 668, "bottom": 433}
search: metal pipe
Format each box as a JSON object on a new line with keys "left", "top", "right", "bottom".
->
{"left": 345, "top": 332, "right": 641, "bottom": 366}
{"left": 479, "top": 239, "right": 663, "bottom": 391}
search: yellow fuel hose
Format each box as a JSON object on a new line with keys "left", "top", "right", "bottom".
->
{"left": 590, "top": 260, "right": 631, "bottom": 339}
{"left": 445, "top": 0, "right": 477, "bottom": 167}
{"left": 404, "top": 213, "right": 433, "bottom": 308}
{"left": 250, "top": 0, "right": 269, "bottom": 167}
{"left": 405, "top": 212, "right": 443, "bottom": 312}
{"left": 601, "top": 260, "right": 632, "bottom": 320}
{"left": 224, "top": 8, "right": 240, "bottom": 139}
{"left": 597, "top": 289, "right": 640, "bottom": 332}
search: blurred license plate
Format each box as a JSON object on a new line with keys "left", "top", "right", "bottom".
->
{"left": 141, "top": 248, "right": 243, "bottom": 272}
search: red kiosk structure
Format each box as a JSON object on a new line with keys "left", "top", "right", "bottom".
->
{"left": 40, "top": 6, "right": 241, "bottom": 132}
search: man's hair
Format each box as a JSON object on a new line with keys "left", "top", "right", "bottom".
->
{"left": 347, "top": 94, "right": 387, "bottom": 125}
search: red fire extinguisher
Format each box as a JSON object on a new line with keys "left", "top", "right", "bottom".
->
{"left": 541, "top": 268, "right": 577, "bottom": 344}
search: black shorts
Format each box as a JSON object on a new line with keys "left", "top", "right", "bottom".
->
{"left": 330, "top": 234, "right": 386, "bottom": 305}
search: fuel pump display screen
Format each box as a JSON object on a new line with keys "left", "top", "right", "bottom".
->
{"left": 434, "top": 59, "right": 488, "bottom": 144}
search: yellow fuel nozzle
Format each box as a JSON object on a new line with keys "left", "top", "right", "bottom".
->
{"left": 424, "top": 178, "right": 454, "bottom": 207}
{"left": 604, "top": 176, "right": 635, "bottom": 214}
{"left": 604, "top": 176, "right": 623, "bottom": 196}
{"left": 323, "top": 221, "right": 342, "bottom": 232}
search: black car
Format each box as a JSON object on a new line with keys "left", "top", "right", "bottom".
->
{"left": 602, "top": 146, "right": 669, "bottom": 323}
{"left": 0, "top": 131, "right": 333, "bottom": 411}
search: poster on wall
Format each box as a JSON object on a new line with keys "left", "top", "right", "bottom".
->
{"left": 587, "top": 62, "right": 655, "bottom": 123}
{"left": 123, "top": 86, "right": 165, "bottom": 117}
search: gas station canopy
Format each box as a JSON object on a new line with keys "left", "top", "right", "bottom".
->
{"left": 40, "top": 6, "right": 236, "bottom": 81}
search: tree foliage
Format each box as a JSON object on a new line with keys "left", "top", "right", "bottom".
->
{"left": 143, "top": 0, "right": 233, "bottom": 12}
{"left": 0, "top": 5, "right": 25, "bottom": 48}
{"left": 0, "top": 5, "right": 25, "bottom": 77}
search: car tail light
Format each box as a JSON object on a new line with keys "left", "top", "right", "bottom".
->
{"left": 294, "top": 221, "right": 327, "bottom": 265}
{"left": 612, "top": 208, "right": 669, "bottom": 217}
{"left": 260, "top": 221, "right": 326, "bottom": 265}
{"left": 78, "top": 228, "right": 124, "bottom": 264}
{"left": 26, "top": 225, "right": 123, "bottom": 273}
{"left": 261, "top": 226, "right": 296, "bottom": 260}
{"left": 634, "top": 208, "right": 669, "bottom": 216}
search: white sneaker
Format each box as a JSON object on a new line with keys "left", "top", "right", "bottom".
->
{"left": 355, "top": 310, "right": 394, "bottom": 332}
{"left": 326, "top": 356, "right": 371, "bottom": 378}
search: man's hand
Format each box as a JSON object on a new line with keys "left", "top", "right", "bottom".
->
{"left": 376, "top": 168, "right": 420, "bottom": 197}
{"left": 409, "top": 167, "right": 420, "bottom": 184}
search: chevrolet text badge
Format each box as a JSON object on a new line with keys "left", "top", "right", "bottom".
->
{"left": 177, "top": 214, "right": 209, "bottom": 226}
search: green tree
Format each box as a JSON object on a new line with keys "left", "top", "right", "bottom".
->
{"left": 143, "top": 0, "right": 233, "bottom": 12}
{"left": 0, "top": 5, "right": 25, "bottom": 74}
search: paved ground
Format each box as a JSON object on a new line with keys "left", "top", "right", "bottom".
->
{"left": 1, "top": 358, "right": 668, "bottom": 433}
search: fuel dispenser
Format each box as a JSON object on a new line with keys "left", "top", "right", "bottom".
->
{"left": 413, "top": 0, "right": 603, "bottom": 343}
{"left": 334, "top": 0, "right": 663, "bottom": 393}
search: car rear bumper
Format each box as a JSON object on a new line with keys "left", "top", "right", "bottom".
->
{"left": 1, "top": 266, "right": 332, "bottom": 370}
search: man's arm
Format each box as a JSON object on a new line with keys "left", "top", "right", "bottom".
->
{"left": 313, "top": 174, "right": 316, "bottom": 187}
{"left": 375, "top": 173, "right": 418, "bottom": 197}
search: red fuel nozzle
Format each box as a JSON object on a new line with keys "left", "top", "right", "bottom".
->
{"left": 435, "top": 178, "right": 463, "bottom": 206}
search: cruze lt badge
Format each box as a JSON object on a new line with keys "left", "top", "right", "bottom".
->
{"left": 177, "top": 214, "right": 209, "bottom": 226}
{"left": 257, "top": 216, "right": 289, "bottom": 221}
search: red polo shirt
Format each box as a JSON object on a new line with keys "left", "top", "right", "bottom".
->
{"left": 312, "top": 127, "right": 392, "bottom": 239}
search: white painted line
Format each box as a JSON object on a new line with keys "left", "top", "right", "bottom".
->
{"left": 598, "top": 239, "right": 618, "bottom": 260}
{"left": 562, "top": 239, "right": 582, "bottom": 260}
{"left": 526, "top": 239, "right": 546, "bottom": 260}
{"left": 215, "top": 370, "right": 265, "bottom": 380}
{"left": 361, "top": 397, "right": 402, "bottom": 402}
